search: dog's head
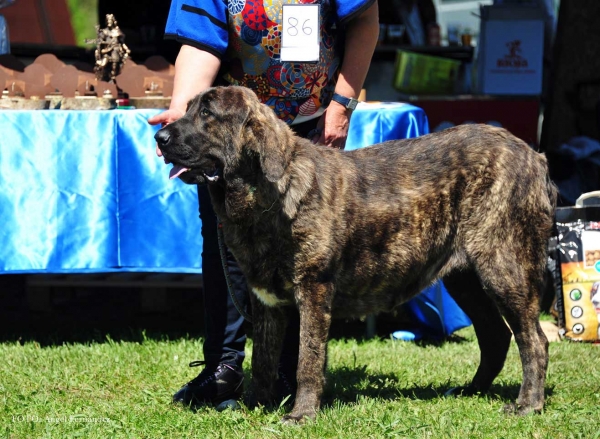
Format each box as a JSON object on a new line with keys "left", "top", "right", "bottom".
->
{"left": 155, "top": 86, "right": 294, "bottom": 186}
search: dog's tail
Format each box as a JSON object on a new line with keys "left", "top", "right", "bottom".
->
{"left": 540, "top": 154, "right": 559, "bottom": 240}
{"left": 546, "top": 170, "right": 558, "bottom": 212}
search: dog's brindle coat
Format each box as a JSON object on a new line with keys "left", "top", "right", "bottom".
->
{"left": 155, "top": 86, "right": 556, "bottom": 422}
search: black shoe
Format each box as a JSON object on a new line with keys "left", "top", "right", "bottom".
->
{"left": 173, "top": 360, "right": 244, "bottom": 408}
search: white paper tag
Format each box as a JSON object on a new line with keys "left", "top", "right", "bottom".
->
{"left": 280, "top": 4, "right": 320, "bottom": 63}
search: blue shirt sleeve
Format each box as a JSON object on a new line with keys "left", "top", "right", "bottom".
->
{"left": 335, "top": 0, "right": 377, "bottom": 25}
{"left": 164, "top": 0, "right": 229, "bottom": 58}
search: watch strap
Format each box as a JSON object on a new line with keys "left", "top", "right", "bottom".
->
{"left": 331, "top": 92, "right": 359, "bottom": 111}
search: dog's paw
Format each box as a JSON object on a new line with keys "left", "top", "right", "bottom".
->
{"left": 244, "top": 391, "right": 260, "bottom": 409}
{"left": 245, "top": 385, "right": 279, "bottom": 409}
{"left": 502, "top": 403, "right": 542, "bottom": 416}
{"left": 281, "top": 412, "right": 315, "bottom": 425}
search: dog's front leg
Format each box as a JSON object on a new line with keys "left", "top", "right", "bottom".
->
{"left": 283, "top": 282, "right": 333, "bottom": 424}
{"left": 249, "top": 293, "right": 287, "bottom": 406}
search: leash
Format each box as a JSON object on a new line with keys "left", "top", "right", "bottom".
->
{"left": 216, "top": 220, "right": 253, "bottom": 323}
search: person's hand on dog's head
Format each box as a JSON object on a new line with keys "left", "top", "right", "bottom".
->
{"left": 147, "top": 108, "right": 186, "bottom": 128}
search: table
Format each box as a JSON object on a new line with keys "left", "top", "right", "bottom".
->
{"left": 0, "top": 103, "right": 470, "bottom": 336}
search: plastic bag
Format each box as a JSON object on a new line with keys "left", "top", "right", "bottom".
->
{"left": 554, "top": 196, "right": 600, "bottom": 341}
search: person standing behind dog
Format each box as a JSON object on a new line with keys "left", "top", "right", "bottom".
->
{"left": 148, "top": 0, "right": 379, "bottom": 409}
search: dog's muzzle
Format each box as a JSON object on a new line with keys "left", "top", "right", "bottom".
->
{"left": 154, "top": 128, "right": 191, "bottom": 180}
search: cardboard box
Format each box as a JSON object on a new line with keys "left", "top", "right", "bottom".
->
{"left": 393, "top": 50, "right": 461, "bottom": 95}
{"left": 477, "top": 6, "right": 545, "bottom": 95}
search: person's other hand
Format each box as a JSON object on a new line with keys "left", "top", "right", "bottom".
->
{"left": 148, "top": 108, "right": 186, "bottom": 157}
{"left": 312, "top": 102, "right": 350, "bottom": 149}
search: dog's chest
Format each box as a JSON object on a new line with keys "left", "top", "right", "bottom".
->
{"left": 223, "top": 220, "right": 295, "bottom": 306}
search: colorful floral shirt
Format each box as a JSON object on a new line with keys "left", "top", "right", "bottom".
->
{"left": 165, "top": 0, "right": 375, "bottom": 124}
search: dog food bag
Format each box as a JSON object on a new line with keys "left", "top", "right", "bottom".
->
{"left": 555, "top": 206, "right": 600, "bottom": 341}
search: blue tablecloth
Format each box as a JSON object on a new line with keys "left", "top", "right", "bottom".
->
{"left": 346, "top": 102, "right": 430, "bottom": 150}
{"left": 1, "top": 109, "right": 201, "bottom": 273}
{"left": 0, "top": 103, "right": 470, "bottom": 335}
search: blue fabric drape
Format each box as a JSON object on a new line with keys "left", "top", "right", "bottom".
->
{"left": 0, "top": 109, "right": 202, "bottom": 273}
{"left": 346, "top": 102, "right": 430, "bottom": 149}
{"left": 113, "top": 111, "right": 203, "bottom": 272}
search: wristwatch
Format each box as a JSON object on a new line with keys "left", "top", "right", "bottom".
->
{"left": 331, "top": 92, "right": 359, "bottom": 111}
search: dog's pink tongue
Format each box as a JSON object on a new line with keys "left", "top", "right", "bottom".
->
{"left": 169, "top": 165, "right": 190, "bottom": 180}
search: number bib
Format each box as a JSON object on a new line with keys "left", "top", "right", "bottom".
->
{"left": 280, "top": 4, "right": 320, "bottom": 63}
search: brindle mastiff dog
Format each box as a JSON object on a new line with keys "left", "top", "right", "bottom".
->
{"left": 155, "top": 86, "right": 557, "bottom": 423}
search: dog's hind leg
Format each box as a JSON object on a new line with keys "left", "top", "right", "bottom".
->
{"left": 472, "top": 255, "right": 549, "bottom": 415}
{"left": 501, "top": 314, "right": 548, "bottom": 416}
{"left": 443, "top": 269, "right": 512, "bottom": 395}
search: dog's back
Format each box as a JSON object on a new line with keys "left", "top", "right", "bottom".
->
{"left": 296, "top": 124, "right": 556, "bottom": 319}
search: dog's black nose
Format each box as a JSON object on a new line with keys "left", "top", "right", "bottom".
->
{"left": 155, "top": 129, "right": 171, "bottom": 147}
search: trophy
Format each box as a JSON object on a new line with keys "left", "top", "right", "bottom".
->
{"left": 87, "top": 14, "right": 131, "bottom": 84}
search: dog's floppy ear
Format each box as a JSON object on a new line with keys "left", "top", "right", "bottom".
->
{"left": 240, "top": 90, "right": 294, "bottom": 183}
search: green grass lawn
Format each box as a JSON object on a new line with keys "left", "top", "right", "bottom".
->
{"left": 2, "top": 326, "right": 599, "bottom": 439}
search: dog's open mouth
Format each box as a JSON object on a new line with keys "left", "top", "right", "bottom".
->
{"left": 169, "top": 164, "right": 190, "bottom": 180}
{"left": 164, "top": 158, "right": 220, "bottom": 183}
{"left": 160, "top": 155, "right": 190, "bottom": 180}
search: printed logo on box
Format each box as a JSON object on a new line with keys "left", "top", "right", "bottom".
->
{"left": 496, "top": 40, "right": 528, "bottom": 69}
{"left": 480, "top": 19, "right": 544, "bottom": 95}
{"left": 491, "top": 40, "right": 536, "bottom": 74}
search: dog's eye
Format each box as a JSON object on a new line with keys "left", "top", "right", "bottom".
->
{"left": 200, "top": 108, "right": 211, "bottom": 117}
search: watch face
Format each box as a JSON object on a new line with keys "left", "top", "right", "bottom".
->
{"left": 332, "top": 93, "right": 357, "bottom": 110}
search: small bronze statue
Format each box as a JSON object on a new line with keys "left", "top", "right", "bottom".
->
{"left": 88, "top": 14, "right": 131, "bottom": 83}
